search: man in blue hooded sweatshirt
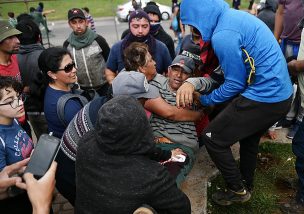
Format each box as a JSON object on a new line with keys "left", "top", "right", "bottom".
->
{"left": 176, "top": 0, "right": 293, "bottom": 206}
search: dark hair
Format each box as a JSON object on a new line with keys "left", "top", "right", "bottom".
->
{"left": 0, "top": 76, "right": 22, "bottom": 100}
{"left": 17, "top": 13, "right": 34, "bottom": 23}
{"left": 30, "top": 7, "right": 36, "bottom": 13}
{"left": 16, "top": 19, "right": 42, "bottom": 45}
{"left": 123, "top": 42, "right": 149, "bottom": 71}
{"left": 38, "top": 2, "right": 44, "bottom": 9}
{"left": 38, "top": 47, "right": 71, "bottom": 83}
{"left": 82, "top": 7, "right": 89, "bottom": 13}
{"left": 7, "top": 12, "right": 14, "bottom": 18}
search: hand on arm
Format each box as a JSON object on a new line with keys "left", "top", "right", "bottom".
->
{"left": 176, "top": 82, "right": 195, "bottom": 108}
{"left": 16, "top": 161, "right": 57, "bottom": 214}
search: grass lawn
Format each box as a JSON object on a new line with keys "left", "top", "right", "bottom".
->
{"left": 207, "top": 142, "right": 297, "bottom": 214}
{"left": 0, "top": 0, "right": 251, "bottom": 21}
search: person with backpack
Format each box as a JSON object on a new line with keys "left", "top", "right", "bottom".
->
{"left": 64, "top": 8, "right": 110, "bottom": 96}
{"left": 38, "top": 47, "right": 83, "bottom": 205}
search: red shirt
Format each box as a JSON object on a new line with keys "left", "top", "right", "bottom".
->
{"left": 0, "top": 55, "right": 21, "bottom": 81}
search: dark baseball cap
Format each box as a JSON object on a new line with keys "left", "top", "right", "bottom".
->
{"left": 68, "top": 8, "right": 86, "bottom": 21}
{"left": 170, "top": 55, "right": 195, "bottom": 73}
{"left": 0, "top": 21, "right": 21, "bottom": 42}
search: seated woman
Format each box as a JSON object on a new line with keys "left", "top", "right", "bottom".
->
{"left": 76, "top": 96, "right": 191, "bottom": 214}
{"left": 38, "top": 47, "right": 83, "bottom": 205}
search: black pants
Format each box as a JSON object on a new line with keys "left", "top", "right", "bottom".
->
{"left": 202, "top": 95, "right": 291, "bottom": 191}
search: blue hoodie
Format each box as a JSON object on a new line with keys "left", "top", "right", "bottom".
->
{"left": 180, "top": 0, "right": 292, "bottom": 105}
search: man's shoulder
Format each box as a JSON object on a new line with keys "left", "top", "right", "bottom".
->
{"left": 157, "top": 27, "right": 174, "bottom": 41}
{"left": 151, "top": 74, "right": 168, "bottom": 88}
{"left": 155, "top": 39, "right": 167, "bottom": 48}
{"left": 110, "top": 41, "right": 123, "bottom": 52}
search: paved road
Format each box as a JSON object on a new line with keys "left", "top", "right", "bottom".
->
{"left": 42, "top": 17, "right": 176, "bottom": 47}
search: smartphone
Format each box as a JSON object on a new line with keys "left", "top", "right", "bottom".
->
{"left": 25, "top": 133, "right": 60, "bottom": 178}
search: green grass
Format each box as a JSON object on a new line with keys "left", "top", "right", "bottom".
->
{"left": 0, "top": 0, "right": 251, "bottom": 21}
{"left": 207, "top": 142, "right": 297, "bottom": 214}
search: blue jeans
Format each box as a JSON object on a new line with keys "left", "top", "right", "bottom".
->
{"left": 292, "top": 119, "right": 304, "bottom": 200}
{"left": 175, "top": 32, "right": 183, "bottom": 55}
{"left": 280, "top": 39, "right": 300, "bottom": 59}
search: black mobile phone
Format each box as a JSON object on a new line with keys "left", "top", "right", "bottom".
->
{"left": 24, "top": 133, "right": 60, "bottom": 178}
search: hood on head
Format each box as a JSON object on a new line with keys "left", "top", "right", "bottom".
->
{"left": 94, "top": 95, "right": 155, "bottom": 155}
{"left": 180, "top": 0, "right": 229, "bottom": 42}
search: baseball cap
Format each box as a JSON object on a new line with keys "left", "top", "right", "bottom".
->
{"left": 0, "top": 21, "right": 21, "bottom": 42}
{"left": 170, "top": 55, "right": 195, "bottom": 73}
{"left": 68, "top": 8, "right": 86, "bottom": 21}
{"left": 112, "top": 71, "right": 159, "bottom": 99}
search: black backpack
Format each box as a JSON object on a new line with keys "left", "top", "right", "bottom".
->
{"left": 56, "top": 87, "right": 99, "bottom": 127}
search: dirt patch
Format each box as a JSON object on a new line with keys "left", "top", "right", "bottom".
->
{"left": 257, "top": 152, "right": 281, "bottom": 170}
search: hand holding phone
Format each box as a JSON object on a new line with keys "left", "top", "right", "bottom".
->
{"left": 24, "top": 134, "right": 60, "bottom": 179}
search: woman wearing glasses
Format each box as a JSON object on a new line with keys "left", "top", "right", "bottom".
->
{"left": 38, "top": 47, "right": 82, "bottom": 205}
{"left": 0, "top": 76, "right": 33, "bottom": 213}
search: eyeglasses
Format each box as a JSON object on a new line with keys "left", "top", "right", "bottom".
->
{"left": 0, "top": 94, "right": 27, "bottom": 109}
{"left": 58, "top": 62, "right": 76, "bottom": 73}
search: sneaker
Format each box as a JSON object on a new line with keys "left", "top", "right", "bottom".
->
{"left": 212, "top": 188, "right": 251, "bottom": 206}
{"left": 286, "top": 121, "right": 301, "bottom": 139}
{"left": 274, "top": 119, "right": 294, "bottom": 130}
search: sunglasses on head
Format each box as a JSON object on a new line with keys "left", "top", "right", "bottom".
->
{"left": 58, "top": 62, "right": 76, "bottom": 73}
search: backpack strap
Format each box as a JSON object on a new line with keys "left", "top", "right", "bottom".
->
{"left": 57, "top": 94, "right": 88, "bottom": 127}
{"left": 63, "top": 40, "right": 69, "bottom": 49}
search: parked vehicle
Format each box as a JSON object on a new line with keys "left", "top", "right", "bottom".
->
{"left": 116, "top": 0, "right": 172, "bottom": 22}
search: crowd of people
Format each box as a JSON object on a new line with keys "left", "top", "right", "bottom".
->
{"left": 0, "top": 0, "right": 303, "bottom": 213}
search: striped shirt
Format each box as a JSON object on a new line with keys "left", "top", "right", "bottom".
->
{"left": 86, "top": 15, "right": 96, "bottom": 32}
{"left": 150, "top": 74, "right": 199, "bottom": 152}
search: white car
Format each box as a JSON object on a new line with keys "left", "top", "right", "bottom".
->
{"left": 116, "top": 0, "right": 172, "bottom": 22}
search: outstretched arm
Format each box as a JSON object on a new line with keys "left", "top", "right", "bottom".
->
{"left": 176, "top": 67, "right": 223, "bottom": 108}
{"left": 144, "top": 97, "right": 203, "bottom": 122}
